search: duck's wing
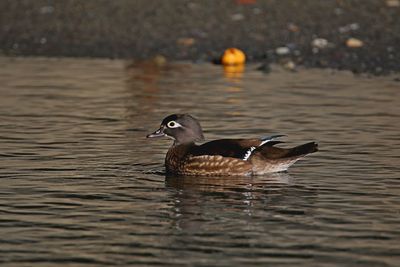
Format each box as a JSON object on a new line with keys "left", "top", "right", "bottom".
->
{"left": 253, "top": 141, "right": 318, "bottom": 160}
{"left": 191, "top": 136, "right": 285, "bottom": 160}
{"left": 191, "top": 139, "right": 254, "bottom": 159}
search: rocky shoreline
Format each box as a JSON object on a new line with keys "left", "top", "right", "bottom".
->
{"left": 1, "top": 0, "right": 399, "bottom": 75}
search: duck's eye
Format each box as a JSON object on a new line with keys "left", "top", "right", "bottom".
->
{"left": 167, "top": 121, "right": 180, "bottom": 128}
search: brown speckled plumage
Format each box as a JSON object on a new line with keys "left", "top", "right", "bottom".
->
{"left": 147, "top": 114, "right": 318, "bottom": 176}
{"left": 166, "top": 145, "right": 253, "bottom": 176}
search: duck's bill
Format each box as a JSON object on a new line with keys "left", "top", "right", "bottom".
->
{"left": 146, "top": 128, "right": 165, "bottom": 138}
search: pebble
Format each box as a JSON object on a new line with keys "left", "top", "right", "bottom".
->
{"left": 231, "top": 13, "right": 245, "bottom": 21}
{"left": 177, "top": 38, "right": 195, "bottom": 47}
{"left": 281, "top": 60, "right": 296, "bottom": 72}
{"left": 275, "top": 46, "right": 290, "bottom": 55}
{"left": 339, "top": 23, "right": 360, "bottom": 33}
{"left": 311, "top": 38, "right": 329, "bottom": 49}
{"left": 287, "top": 23, "right": 300, "bottom": 32}
{"left": 346, "top": 38, "right": 364, "bottom": 48}
{"left": 152, "top": 55, "right": 167, "bottom": 67}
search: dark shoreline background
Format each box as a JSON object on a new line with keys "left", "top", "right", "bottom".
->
{"left": 1, "top": 0, "right": 399, "bottom": 74}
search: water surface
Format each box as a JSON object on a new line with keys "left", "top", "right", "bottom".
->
{"left": 0, "top": 57, "right": 399, "bottom": 266}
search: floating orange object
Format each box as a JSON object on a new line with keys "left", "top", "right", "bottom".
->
{"left": 221, "top": 48, "right": 246, "bottom": 66}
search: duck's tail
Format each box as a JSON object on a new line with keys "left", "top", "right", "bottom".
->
{"left": 285, "top": 142, "right": 318, "bottom": 158}
{"left": 249, "top": 141, "right": 318, "bottom": 174}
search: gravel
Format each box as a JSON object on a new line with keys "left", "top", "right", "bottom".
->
{"left": 1, "top": 0, "right": 399, "bottom": 74}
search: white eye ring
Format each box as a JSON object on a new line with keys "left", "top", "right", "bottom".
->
{"left": 167, "top": 121, "right": 181, "bottom": 128}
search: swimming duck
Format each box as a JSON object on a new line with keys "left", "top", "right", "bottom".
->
{"left": 147, "top": 114, "right": 318, "bottom": 176}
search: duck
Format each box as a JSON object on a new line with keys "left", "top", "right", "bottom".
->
{"left": 147, "top": 114, "right": 318, "bottom": 176}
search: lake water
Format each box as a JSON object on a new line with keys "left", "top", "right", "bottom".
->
{"left": 0, "top": 57, "right": 399, "bottom": 266}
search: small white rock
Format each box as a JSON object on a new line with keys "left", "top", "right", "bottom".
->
{"left": 311, "top": 38, "right": 329, "bottom": 49}
{"left": 284, "top": 61, "right": 296, "bottom": 71}
{"left": 349, "top": 23, "right": 360, "bottom": 31}
{"left": 231, "top": 13, "right": 245, "bottom": 21}
{"left": 339, "top": 23, "right": 360, "bottom": 33}
{"left": 275, "top": 46, "right": 290, "bottom": 55}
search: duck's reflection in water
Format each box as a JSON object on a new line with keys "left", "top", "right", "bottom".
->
{"left": 164, "top": 173, "right": 317, "bottom": 231}
{"left": 166, "top": 173, "right": 293, "bottom": 192}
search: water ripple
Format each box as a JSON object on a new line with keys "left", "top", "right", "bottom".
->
{"left": 0, "top": 58, "right": 399, "bottom": 266}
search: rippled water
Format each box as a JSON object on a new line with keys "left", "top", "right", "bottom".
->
{"left": 0, "top": 57, "right": 399, "bottom": 266}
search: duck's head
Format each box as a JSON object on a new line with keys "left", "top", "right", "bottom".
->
{"left": 147, "top": 114, "right": 204, "bottom": 145}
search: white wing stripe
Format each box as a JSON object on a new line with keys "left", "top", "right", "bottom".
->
{"left": 243, "top": 146, "right": 256, "bottom": 161}
{"left": 260, "top": 138, "right": 273, "bottom": 146}
{"left": 243, "top": 135, "right": 285, "bottom": 161}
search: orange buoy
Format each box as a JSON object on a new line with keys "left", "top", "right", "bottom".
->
{"left": 221, "top": 48, "right": 246, "bottom": 65}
